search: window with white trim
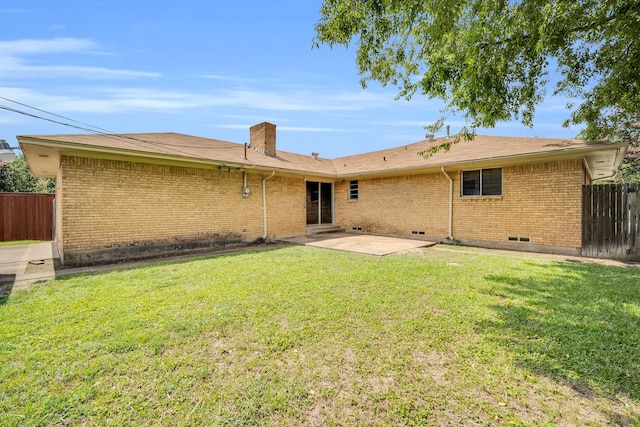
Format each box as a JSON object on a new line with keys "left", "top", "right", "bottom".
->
{"left": 348, "top": 180, "right": 359, "bottom": 200}
{"left": 461, "top": 168, "right": 502, "bottom": 196}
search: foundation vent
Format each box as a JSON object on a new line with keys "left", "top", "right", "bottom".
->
{"left": 508, "top": 236, "right": 531, "bottom": 242}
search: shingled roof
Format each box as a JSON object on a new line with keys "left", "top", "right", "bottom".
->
{"left": 19, "top": 132, "right": 339, "bottom": 177}
{"left": 335, "top": 135, "right": 626, "bottom": 177}
{"left": 18, "top": 129, "right": 627, "bottom": 181}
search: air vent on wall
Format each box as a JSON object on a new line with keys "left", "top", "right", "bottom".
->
{"left": 508, "top": 236, "right": 531, "bottom": 242}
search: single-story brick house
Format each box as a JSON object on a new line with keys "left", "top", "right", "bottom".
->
{"left": 18, "top": 122, "right": 627, "bottom": 266}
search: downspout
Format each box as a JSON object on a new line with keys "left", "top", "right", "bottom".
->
{"left": 441, "top": 167, "right": 454, "bottom": 241}
{"left": 262, "top": 171, "right": 276, "bottom": 239}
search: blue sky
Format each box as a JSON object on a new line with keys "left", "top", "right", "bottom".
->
{"left": 1, "top": 1, "right": 582, "bottom": 158}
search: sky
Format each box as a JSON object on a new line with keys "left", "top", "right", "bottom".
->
{"left": 1, "top": 1, "right": 584, "bottom": 158}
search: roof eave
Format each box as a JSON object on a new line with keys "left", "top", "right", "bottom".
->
{"left": 334, "top": 143, "right": 629, "bottom": 179}
{"left": 17, "top": 135, "right": 628, "bottom": 181}
{"left": 18, "top": 136, "right": 338, "bottom": 179}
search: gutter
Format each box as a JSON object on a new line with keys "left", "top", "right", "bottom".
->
{"left": 262, "top": 171, "right": 276, "bottom": 239}
{"left": 335, "top": 142, "right": 629, "bottom": 180}
{"left": 18, "top": 136, "right": 338, "bottom": 178}
{"left": 18, "top": 136, "right": 252, "bottom": 171}
{"left": 20, "top": 135, "right": 627, "bottom": 182}
{"left": 441, "top": 167, "right": 454, "bottom": 240}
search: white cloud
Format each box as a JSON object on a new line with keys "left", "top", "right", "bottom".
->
{"left": 212, "top": 88, "right": 394, "bottom": 111}
{"left": 279, "top": 126, "right": 343, "bottom": 132}
{"left": 222, "top": 113, "right": 289, "bottom": 122}
{"left": 1, "top": 64, "right": 160, "bottom": 79}
{"left": 198, "top": 74, "right": 261, "bottom": 83}
{"left": 0, "top": 37, "right": 97, "bottom": 55}
{"left": 376, "top": 119, "right": 446, "bottom": 128}
{"left": 214, "top": 124, "right": 343, "bottom": 132}
{"left": 98, "top": 86, "right": 397, "bottom": 113}
{"left": 213, "top": 124, "right": 253, "bottom": 129}
{"left": 0, "top": 84, "right": 408, "bottom": 116}
{"left": 0, "top": 37, "right": 160, "bottom": 80}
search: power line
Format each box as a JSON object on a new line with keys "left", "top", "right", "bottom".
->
{"left": 0, "top": 96, "right": 114, "bottom": 135}
{"left": 0, "top": 104, "right": 113, "bottom": 134}
{"left": 0, "top": 97, "right": 246, "bottom": 157}
{"left": 0, "top": 104, "right": 173, "bottom": 154}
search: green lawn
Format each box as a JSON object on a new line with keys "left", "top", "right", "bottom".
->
{"left": 1, "top": 246, "right": 639, "bottom": 426}
{"left": 0, "top": 240, "right": 43, "bottom": 247}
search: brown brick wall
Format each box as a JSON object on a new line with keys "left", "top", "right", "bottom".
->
{"left": 452, "top": 160, "right": 584, "bottom": 248}
{"left": 264, "top": 175, "right": 306, "bottom": 238}
{"left": 59, "top": 156, "right": 305, "bottom": 255}
{"left": 335, "top": 173, "right": 450, "bottom": 238}
{"left": 335, "top": 159, "right": 584, "bottom": 249}
{"left": 58, "top": 155, "right": 584, "bottom": 262}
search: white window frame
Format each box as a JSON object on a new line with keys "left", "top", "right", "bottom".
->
{"left": 348, "top": 180, "right": 359, "bottom": 200}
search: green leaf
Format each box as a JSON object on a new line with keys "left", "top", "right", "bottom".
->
{"left": 314, "top": 0, "right": 640, "bottom": 140}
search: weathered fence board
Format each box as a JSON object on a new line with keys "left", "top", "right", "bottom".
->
{"left": 582, "top": 183, "right": 639, "bottom": 260}
{"left": 0, "top": 193, "right": 55, "bottom": 242}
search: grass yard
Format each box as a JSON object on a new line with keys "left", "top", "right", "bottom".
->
{"left": 1, "top": 246, "right": 639, "bottom": 426}
{"left": 0, "top": 240, "right": 43, "bottom": 247}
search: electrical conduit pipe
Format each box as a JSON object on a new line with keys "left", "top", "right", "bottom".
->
{"left": 262, "top": 171, "right": 276, "bottom": 239}
{"left": 441, "top": 167, "right": 454, "bottom": 241}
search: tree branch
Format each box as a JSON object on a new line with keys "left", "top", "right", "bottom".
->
{"left": 478, "top": 2, "right": 640, "bottom": 52}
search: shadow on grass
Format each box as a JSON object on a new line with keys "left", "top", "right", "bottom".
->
{"left": 481, "top": 261, "right": 640, "bottom": 402}
{"left": 0, "top": 274, "right": 16, "bottom": 306}
{"left": 53, "top": 244, "right": 289, "bottom": 282}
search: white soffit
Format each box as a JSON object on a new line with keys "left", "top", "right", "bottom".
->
{"left": 584, "top": 147, "right": 627, "bottom": 180}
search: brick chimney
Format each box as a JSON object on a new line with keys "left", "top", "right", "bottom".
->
{"left": 249, "top": 122, "right": 276, "bottom": 157}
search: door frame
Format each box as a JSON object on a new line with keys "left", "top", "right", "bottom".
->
{"left": 306, "top": 181, "right": 334, "bottom": 225}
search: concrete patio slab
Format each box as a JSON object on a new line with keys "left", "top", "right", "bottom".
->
{"left": 297, "top": 234, "right": 436, "bottom": 256}
{"left": 0, "top": 242, "right": 58, "bottom": 294}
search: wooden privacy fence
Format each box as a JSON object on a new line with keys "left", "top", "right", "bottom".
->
{"left": 0, "top": 193, "right": 55, "bottom": 242}
{"left": 582, "top": 183, "right": 639, "bottom": 261}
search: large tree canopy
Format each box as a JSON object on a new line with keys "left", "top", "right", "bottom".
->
{"left": 314, "top": 0, "right": 640, "bottom": 141}
{"left": 609, "top": 118, "right": 640, "bottom": 182}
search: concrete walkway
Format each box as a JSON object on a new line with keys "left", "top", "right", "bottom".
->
{"left": 0, "top": 242, "right": 58, "bottom": 296}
